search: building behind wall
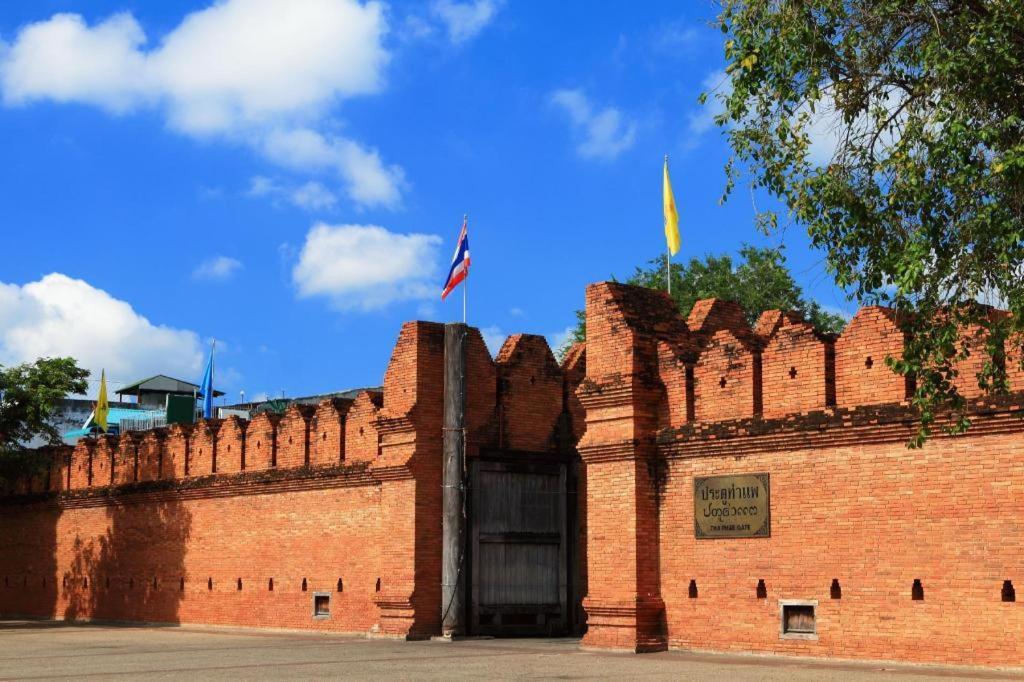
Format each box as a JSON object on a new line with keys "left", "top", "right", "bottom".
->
{"left": 1, "top": 281, "right": 1023, "bottom": 669}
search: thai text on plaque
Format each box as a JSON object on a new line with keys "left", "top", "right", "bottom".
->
{"left": 694, "top": 473, "right": 771, "bottom": 539}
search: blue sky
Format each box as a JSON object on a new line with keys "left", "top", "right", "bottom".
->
{"left": 0, "top": 0, "right": 852, "bottom": 402}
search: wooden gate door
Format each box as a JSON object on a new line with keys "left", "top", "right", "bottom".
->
{"left": 469, "top": 455, "right": 569, "bottom": 636}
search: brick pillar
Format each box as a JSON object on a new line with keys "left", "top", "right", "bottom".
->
{"left": 370, "top": 321, "right": 445, "bottom": 639}
{"left": 578, "top": 283, "right": 667, "bottom": 652}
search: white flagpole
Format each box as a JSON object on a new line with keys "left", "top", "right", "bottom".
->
{"left": 463, "top": 213, "right": 468, "bottom": 325}
{"left": 665, "top": 155, "right": 671, "bottom": 296}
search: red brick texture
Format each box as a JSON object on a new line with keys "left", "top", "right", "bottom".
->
{"left": 760, "top": 315, "right": 835, "bottom": 418}
{"left": 835, "top": 307, "right": 910, "bottom": 405}
{"left": 577, "top": 281, "right": 1024, "bottom": 665}
{"left": 3, "top": 281, "right": 1023, "bottom": 669}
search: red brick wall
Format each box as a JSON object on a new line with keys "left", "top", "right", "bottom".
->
{"left": 69, "top": 441, "right": 92, "bottom": 490}
{"left": 10, "top": 281, "right": 1019, "bottom": 667}
{"left": 113, "top": 436, "right": 137, "bottom": 486}
{"left": 760, "top": 317, "right": 834, "bottom": 418}
{"left": 277, "top": 406, "right": 313, "bottom": 469}
{"left": 92, "top": 436, "right": 116, "bottom": 488}
{"left": 578, "top": 281, "right": 1024, "bottom": 666}
{"left": 189, "top": 420, "right": 219, "bottom": 477}
{"left": 656, "top": 424, "right": 1024, "bottom": 666}
{"left": 345, "top": 392, "right": 382, "bottom": 463}
{"left": 309, "top": 399, "right": 351, "bottom": 467}
{"left": 1008, "top": 332, "right": 1024, "bottom": 392}
{"left": 835, "top": 307, "right": 909, "bottom": 406}
{"left": 693, "top": 330, "right": 761, "bottom": 422}
{"left": 165, "top": 425, "right": 191, "bottom": 479}
{"left": 0, "top": 478, "right": 382, "bottom": 633}
{"left": 137, "top": 431, "right": 163, "bottom": 482}
{"left": 217, "top": 418, "right": 245, "bottom": 473}
{"left": 495, "top": 334, "right": 564, "bottom": 452}
{"left": 245, "top": 414, "right": 278, "bottom": 471}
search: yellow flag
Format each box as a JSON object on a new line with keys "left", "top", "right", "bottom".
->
{"left": 663, "top": 156, "right": 680, "bottom": 256}
{"left": 95, "top": 370, "right": 109, "bottom": 433}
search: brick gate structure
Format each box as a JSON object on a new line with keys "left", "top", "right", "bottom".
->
{"left": 2, "top": 281, "right": 1023, "bottom": 668}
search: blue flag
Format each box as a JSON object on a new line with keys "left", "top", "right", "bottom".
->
{"left": 199, "top": 343, "right": 214, "bottom": 419}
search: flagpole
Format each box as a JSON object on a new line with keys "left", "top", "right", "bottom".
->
{"left": 665, "top": 155, "right": 671, "bottom": 296}
{"left": 463, "top": 213, "right": 468, "bottom": 325}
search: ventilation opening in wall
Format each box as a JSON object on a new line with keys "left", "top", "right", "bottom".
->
{"left": 237, "top": 578, "right": 243, "bottom": 591}
{"left": 688, "top": 580, "right": 698, "bottom": 599}
{"left": 756, "top": 579, "right": 767, "bottom": 599}
{"left": 865, "top": 356, "right": 874, "bottom": 369}
{"left": 337, "top": 578, "right": 343, "bottom": 593}
{"left": 830, "top": 579, "right": 842, "bottom": 599}
{"left": 781, "top": 603, "right": 816, "bottom": 638}
{"left": 375, "top": 578, "right": 381, "bottom": 592}
{"left": 302, "top": 578, "right": 308, "bottom": 592}
{"left": 912, "top": 579, "right": 924, "bottom": 601}
{"left": 208, "top": 578, "right": 213, "bottom": 591}
{"left": 180, "top": 577, "right": 185, "bottom": 592}
{"left": 269, "top": 578, "right": 274, "bottom": 592}
{"left": 314, "top": 594, "right": 330, "bottom": 618}
{"left": 1003, "top": 580, "right": 1016, "bottom": 603}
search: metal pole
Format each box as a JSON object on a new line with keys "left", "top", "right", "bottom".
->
{"left": 441, "top": 322, "right": 468, "bottom": 636}
{"left": 463, "top": 213, "right": 468, "bottom": 324}
{"left": 667, "top": 249, "right": 671, "bottom": 296}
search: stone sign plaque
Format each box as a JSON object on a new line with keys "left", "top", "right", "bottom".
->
{"left": 694, "top": 473, "right": 771, "bottom": 539}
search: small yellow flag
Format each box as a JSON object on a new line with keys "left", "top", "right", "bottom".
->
{"left": 95, "top": 370, "right": 110, "bottom": 433}
{"left": 663, "top": 156, "right": 680, "bottom": 256}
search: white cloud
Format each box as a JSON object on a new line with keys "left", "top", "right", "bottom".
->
{"left": 0, "top": 274, "right": 204, "bottom": 396}
{"left": 193, "top": 256, "right": 243, "bottom": 281}
{"left": 261, "top": 127, "right": 403, "bottom": 208}
{"left": 247, "top": 175, "right": 277, "bottom": 197}
{"left": 0, "top": 13, "right": 150, "bottom": 112}
{"left": 430, "top": 0, "right": 501, "bottom": 44}
{"left": 248, "top": 175, "right": 339, "bottom": 211}
{"left": 551, "top": 88, "right": 636, "bottom": 160}
{"left": 0, "top": 0, "right": 402, "bottom": 208}
{"left": 291, "top": 181, "right": 338, "bottom": 211}
{"left": 292, "top": 223, "right": 442, "bottom": 310}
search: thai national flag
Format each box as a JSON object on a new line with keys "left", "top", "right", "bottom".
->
{"left": 441, "top": 217, "right": 470, "bottom": 300}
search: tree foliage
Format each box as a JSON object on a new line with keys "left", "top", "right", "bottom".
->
{"left": 564, "top": 245, "right": 847, "bottom": 351}
{"left": 0, "top": 358, "right": 89, "bottom": 485}
{"left": 713, "top": 1, "right": 1024, "bottom": 444}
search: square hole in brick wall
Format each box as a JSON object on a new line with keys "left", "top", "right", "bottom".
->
{"left": 780, "top": 600, "right": 817, "bottom": 640}
{"left": 313, "top": 593, "right": 330, "bottom": 618}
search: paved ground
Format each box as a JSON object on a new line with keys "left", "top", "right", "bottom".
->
{"left": 0, "top": 621, "right": 1021, "bottom": 681}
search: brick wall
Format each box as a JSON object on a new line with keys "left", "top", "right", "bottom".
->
{"left": 578, "top": 281, "right": 1024, "bottom": 666}
{"left": 760, "top": 315, "right": 835, "bottom": 418}
{"left": 4, "top": 280, "right": 1021, "bottom": 667}
{"left": 835, "top": 307, "right": 910, "bottom": 405}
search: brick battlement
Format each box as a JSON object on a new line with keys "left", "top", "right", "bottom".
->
{"left": 2, "top": 321, "right": 584, "bottom": 500}
{"left": 582, "top": 281, "right": 1022, "bottom": 432}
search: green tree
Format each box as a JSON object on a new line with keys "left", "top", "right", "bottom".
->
{"left": 713, "top": 1, "right": 1024, "bottom": 444}
{"left": 563, "top": 245, "right": 847, "bottom": 351}
{"left": 0, "top": 358, "right": 89, "bottom": 486}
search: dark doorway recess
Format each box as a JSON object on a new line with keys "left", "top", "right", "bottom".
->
{"left": 468, "top": 450, "right": 579, "bottom": 637}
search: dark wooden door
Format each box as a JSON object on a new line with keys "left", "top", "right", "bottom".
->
{"left": 469, "top": 456, "right": 569, "bottom": 636}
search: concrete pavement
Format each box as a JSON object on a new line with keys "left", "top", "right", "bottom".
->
{"left": 0, "top": 621, "right": 1020, "bottom": 680}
